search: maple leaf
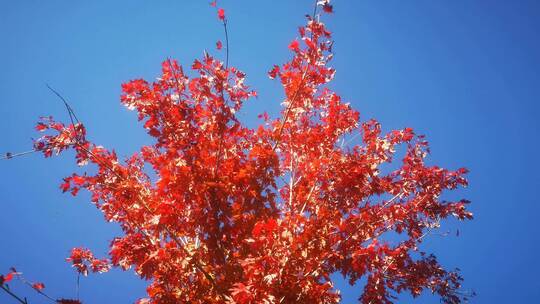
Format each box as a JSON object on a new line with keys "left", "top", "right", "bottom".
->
{"left": 192, "top": 59, "right": 203, "bottom": 70}
{"left": 32, "top": 282, "right": 45, "bottom": 290}
{"left": 2, "top": 272, "right": 14, "bottom": 283}
{"left": 288, "top": 39, "right": 300, "bottom": 51}
{"left": 218, "top": 8, "right": 225, "bottom": 21}
{"left": 216, "top": 40, "right": 223, "bottom": 50}
{"left": 35, "top": 122, "right": 48, "bottom": 132}
{"left": 268, "top": 65, "right": 280, "bottom": 79}
{"left": 71, "top": 175, "right": 85, "bottom": 186}
{"left": 230, "top": 283, "right": 253, "bottom": 303}
{"left": 323, "top": 3, "right": 333, "bottom": 13}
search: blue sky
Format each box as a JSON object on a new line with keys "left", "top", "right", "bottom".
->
{"left": 1, "top": 0, "right": 539, "bottom": 303}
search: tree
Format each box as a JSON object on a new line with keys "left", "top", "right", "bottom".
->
{"left": 1, "top": 1, "right": 473, "bottom": 303}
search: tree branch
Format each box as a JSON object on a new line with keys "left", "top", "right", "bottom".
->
{"left": 1, "top": 284, "right": 28, "bottom": 304}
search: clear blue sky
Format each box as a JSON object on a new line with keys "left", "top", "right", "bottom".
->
{"left": 1, "top": 0, "right": 539, "bottom": 303}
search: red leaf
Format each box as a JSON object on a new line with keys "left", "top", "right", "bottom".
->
{"left": 70, "top": 187, "right": 80, "bottom": 196}
{"left": 32, "top": 282, "right": 45, "bottom": 290}
{"left": 3, "top": 272, "right": 14, "bottom": 283}
{"left": 35, "top": 123, "right": 48, "bottom": 132}
{"left": 230, "top": 283, "right": 253, "bottom": 303}
{"left": 216, "top": 40, "right": 223, "bottom": 50}
{"left": 217, "top": 8, "right": 225, "bottom": 21}
{"left": 192, "top": 60, "right": 203, "bottom": 70}
{"left": 252, "top": 221, "right": 264, "bottom": 237}
{"left": 402, "top": 127, "right": 414, "bottom": 141}
{"left": 209, "top": 0, "right": 217, "bottom": 7}
{"left": 60, "top": 180, "right": 70, "bottom": 193}
{"left": 288, "top": 40, "right": 299, "bottom": 51}
{"left": 71, "top": 175, "right": 85, "bottom": 186}
{"left": 268, "top": 65, "right": 280, "bottom": 79}
{"left": 323, "top": 3, "right": 333, "bottom": 13}
{"left": 265, "top": 218, "right": 278, "bottom": 232}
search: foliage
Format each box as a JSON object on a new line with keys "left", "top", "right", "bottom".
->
{"left": 2, "top": 1, "right": 472, "bottom": 303}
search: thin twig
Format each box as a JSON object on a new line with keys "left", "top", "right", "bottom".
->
{"left": 299, "top": 183, "right": 316, "bottom": 214}
{"left": 0, "top": 284, "right": 28, "bottom": 304}
{"left": 272, "top": 0, "right": 319, "bottom": 152}
{"left": 223, "top": 19, "right": 229, "bottom": 69}
{"left": 1, "top": 149, "right": 37, "bottom": 160}
{"left": 271, "top": 69, "right": 309, "bottom": 152}
{"left": 213, "top": 9, "right": 232, "bottom": 175}
{"left": 46, "top": 84, "right": 80, "bottom": 125}
{"left": 15, "top": 274, "right": 56, "bottom": 304}
{"left": 76, "top": 273, "right": 80, "bottom": 301}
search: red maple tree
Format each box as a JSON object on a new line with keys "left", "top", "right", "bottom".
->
{"left": 2, "top": 1, "right": 472, "bottom": 303}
